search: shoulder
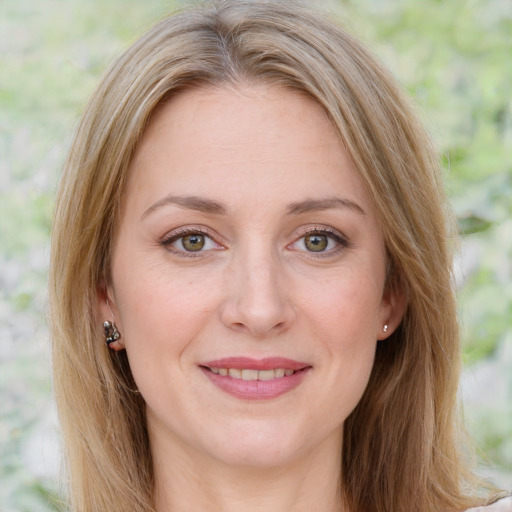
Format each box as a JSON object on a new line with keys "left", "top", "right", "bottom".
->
{"left": 466, "top": 497, "right": 512, "bottom": 512}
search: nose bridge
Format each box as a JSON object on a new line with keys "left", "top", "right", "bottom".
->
{"left": 244, "top": 245, "right": 280, "bottom": 308}
{"left": 221, "top": 236, "right": 294, "bottom": 337}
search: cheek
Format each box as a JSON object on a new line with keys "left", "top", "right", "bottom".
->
{"left": 112, "top": 255, "right": 221, "bottom": 358}
{"left": 304, "top": 271, "right": 384, "bottom": 338}
{"left": 112, "top": 267, "right": 221, "bottom": 408}
{"left": 302, "top": 271, "right": 382, "bottom": 398}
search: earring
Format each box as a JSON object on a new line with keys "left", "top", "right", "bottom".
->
{"left": 103, "top": 320, "right": 121, "bottom": 346}
{"left": 383, "top": 324, "right": 389, "bottom": 333}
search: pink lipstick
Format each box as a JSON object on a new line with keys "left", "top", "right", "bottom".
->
{"left": 200, "top": 357, "right": 311, "bottom": 400}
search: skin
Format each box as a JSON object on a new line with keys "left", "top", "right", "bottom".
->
{"left": 99, "top": 85, "right": 405, "bottom": 512}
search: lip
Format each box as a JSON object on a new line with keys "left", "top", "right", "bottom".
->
{"left": 202, "top": 357, "right": 309, "bottom": 371}
{"left": 200, "top": 357, "right": 312, "bottom": 400}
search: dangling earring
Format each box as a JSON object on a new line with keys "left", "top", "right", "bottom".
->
{"left": 103, "top": 320, "right": 121, "bottom": 346}
{"left": 383, "top": 324, "right": 389, "bottom": 333}
{"left": 104, "top": 299, "right": 121, "bottom": 347}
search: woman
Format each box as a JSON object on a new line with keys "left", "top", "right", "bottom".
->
{"left": 49, "top": 1, "right": 510, "bottom": 511}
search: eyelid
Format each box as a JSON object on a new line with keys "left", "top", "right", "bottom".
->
{"left": 289, "top": 225, "right": 351, "bottom": 254}
{"left": 160, "top": 225, "right": 225, "bottom": 255}
{"left": 296, "top": 224, "right": 342, "bottom": 237}
{"left": 296, "top": 225, "right": 349, "bottom": 243}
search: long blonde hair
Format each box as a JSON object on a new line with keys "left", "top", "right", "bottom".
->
{"left": 50, "top": 1, "right": 499, "bottom": 510}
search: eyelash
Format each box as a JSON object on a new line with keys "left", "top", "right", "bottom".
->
{"left": 159, "top": 225, "right": 350, "bottom": 257}
{"left": 290, "top": 226, "right": 351, "bottom": 257}
{"left": 160, "top": 226, "right": 222, "bottom": 258}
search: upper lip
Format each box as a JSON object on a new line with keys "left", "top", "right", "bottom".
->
{"left": 200, "top": 357, "right": 310, "bottom": 371}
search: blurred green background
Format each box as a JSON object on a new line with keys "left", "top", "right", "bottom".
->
{"left": 0, "top": 0, "right": 510, "bottom": 509}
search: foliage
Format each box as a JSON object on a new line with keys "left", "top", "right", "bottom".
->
{"left": 1, "top": 0, "right": 510, "bottom": 508}
{"left": 336, "top": 0, "right": 511, "bottom": 484}
{"left": 1, "top": 0, "right": 178, "bottom": 508}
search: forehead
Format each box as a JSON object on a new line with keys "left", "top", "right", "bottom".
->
{"left": 133, "top": 84, "right": 339, "bottom": 159}
{"left": 125, "top": 84, "right": 372, "bottom": 214}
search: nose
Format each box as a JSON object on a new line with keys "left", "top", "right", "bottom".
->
{"left": 219, "top": 245, "right": 296, "bottom": 338}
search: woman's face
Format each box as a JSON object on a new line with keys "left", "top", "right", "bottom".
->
{"left": 101, "top": 85, "right": 403, "bottom": 468}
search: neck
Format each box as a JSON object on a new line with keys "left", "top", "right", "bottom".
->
{"left": 152, "top": 430, "right": 345, "bottom": 512}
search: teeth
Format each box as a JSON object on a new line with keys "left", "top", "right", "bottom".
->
{"left": 241, "top": 369, "right": 258, "bottom": 380}
{"left": 209, "top": 367, "right": 295, "bottom": 380}
{"left": 228, "top": 368, "right": 241, "bottom": 379}
{"left": 258, "top": 369, "right": 275, "bottom": 381}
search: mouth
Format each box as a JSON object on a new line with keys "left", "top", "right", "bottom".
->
{"left": 203, "top": 366, "right": 302, "bottom": 380}
{"left": 199, "top": 357, "right": 312, "bottom": 400}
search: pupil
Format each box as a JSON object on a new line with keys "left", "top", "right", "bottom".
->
{"left": 305, "top": 234, "right": 327, "bottom": 252}
{"left": 182, "top": 234, "right": 205, "bottom": 251}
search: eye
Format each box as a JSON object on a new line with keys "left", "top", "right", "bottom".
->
{"left": 303, "top": 234, "right": 330, "bottom": 252}
{"left": 181, "top": 233, "right": 207, "bottom": 252}
{"left": 161, "top": 228, "right": 223, "bottom": 255}
{"left": 290, "top": 228, "right": 348, "bottom": 254}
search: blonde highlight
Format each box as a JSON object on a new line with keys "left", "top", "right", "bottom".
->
{"left": 50, "top": 1, "right": 502, "bottom": 510}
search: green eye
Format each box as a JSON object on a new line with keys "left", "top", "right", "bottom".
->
{"left": 304, "top": 234, "right": 328, "bottom": 252}
{"left": 181, "top": 234, "right": 206, "bottom": 251}
{"left": 162, "top": 228, "right": 223, "bottom": 256}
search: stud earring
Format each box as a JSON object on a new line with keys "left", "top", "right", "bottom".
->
{"left": 383, "top": 324, "right": 389, "bottom": 333}
{"left": 103, "top": 320, "right": 121, "bottom": 346}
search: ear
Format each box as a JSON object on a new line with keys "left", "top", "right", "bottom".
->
{"left": 97, "top": 282, "right": 125, "bottom": 351}
{"left": 376, "top": 281, "right": 407, "bottom": 341}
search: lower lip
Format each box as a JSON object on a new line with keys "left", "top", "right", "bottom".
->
{"left": 201, "top": 367, "right": 310, "bottom": 400}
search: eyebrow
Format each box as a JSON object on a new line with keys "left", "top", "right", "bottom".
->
{"left": 142, "top": 194, "right": 228, "bottom": 219}
{"left": 286, "top": 197, "right": 366, "bottom": 216}
{"left": 142, "top": 194, "right": 366, "bottom": 219}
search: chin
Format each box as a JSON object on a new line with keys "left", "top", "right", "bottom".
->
{"left": 210, "top": 442, "right": 300, "bottom": 469}
{"left": 199, "top": 418, "right": 327, "bottom": 469}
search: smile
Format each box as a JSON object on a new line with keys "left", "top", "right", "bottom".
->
{"left": 200, "top": 357, "right": 311, "bottom": 400}
{"left": 207, "top": 367, "right": 296, "bottom": 380}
